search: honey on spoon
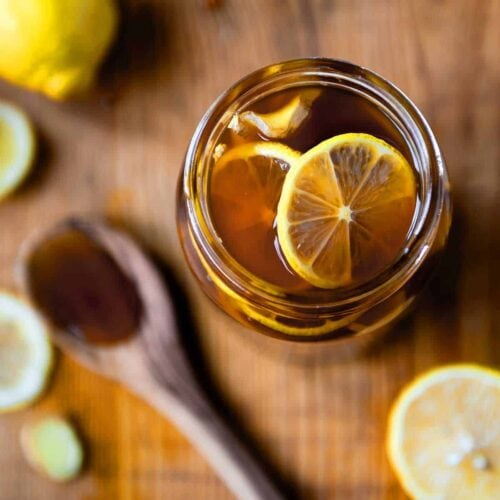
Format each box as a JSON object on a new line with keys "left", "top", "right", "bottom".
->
{"left": 26, "top": 227, "right": 141, "bottom": 344}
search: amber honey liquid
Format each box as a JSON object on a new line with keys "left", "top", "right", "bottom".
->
{"left": 28, "top": 228, "right": 142, "bottom": 344}
{"left": 209, "top": 85, "right": 416, "bottom": 290}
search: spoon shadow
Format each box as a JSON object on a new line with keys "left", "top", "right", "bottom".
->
{"left": 149, "top": 252, "right": 300, "bottom": 499}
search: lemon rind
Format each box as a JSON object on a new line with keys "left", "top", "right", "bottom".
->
{"left": 215, "top": 141, "right": 301, "bottom": 170}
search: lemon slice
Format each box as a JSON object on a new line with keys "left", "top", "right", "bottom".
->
{"left": 21, "top": 415, "right": 84, "bottom": 482}
{"left": 0, "top": 291, "right": 53, "bottom": 412}
{"left": 211, "top": 141, "right": 301, "bottom": 237}
{"left": 0, "top": 100, "right": 36, "bottom": 201}
{"left": 230, "top": 89, "right": 321, "bottom": 139}
{"left": 277, "top": 133, "right": 417, "bottom": 288}
{"left": 210, "top": 142, "right": 302, "bottom": 287}
{"left": 387, "top": 364, "right": 500, "bottom": 499}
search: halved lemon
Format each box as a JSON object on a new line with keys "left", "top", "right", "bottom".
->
{"left": 0, "top": 100, "right": 36, "bottom": 201}
{"left": 230, "top": 89, "right": 321, "bottom": 139}
{"left": 277, "top": 133, "right": 417, "bottom": 288}
{"left": 387, "top": 364, "right": 500, "bottom": 499}
{"left": 0, "top": 291, "right": 53, "bottom": 412}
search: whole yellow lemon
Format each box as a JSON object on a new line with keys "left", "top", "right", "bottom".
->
{"left": 0, "top": 0, "right": 118, "bottom": 100}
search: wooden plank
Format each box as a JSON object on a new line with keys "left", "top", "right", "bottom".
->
{"left": 0, "top": 0, "right": 498, "bottom": 498}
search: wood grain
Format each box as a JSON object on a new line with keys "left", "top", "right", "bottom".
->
{"left": 0, "top": 0, "right": 499, "bottom": 498}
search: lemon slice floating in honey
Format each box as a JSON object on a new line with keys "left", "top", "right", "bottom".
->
{"left": 0, "top": 100, "right": 36, "bottom": 201}
{"left": 277, "top": 133, "right": 417, "bottom": 288}
{"left": 387, "top": 364, "right": 500, "bottom": 499}
{"left": 0, "top": 291, "right": 53, "bottom": 412}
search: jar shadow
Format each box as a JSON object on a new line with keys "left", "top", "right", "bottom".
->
{"left": 99, "top": 0, "right": 172, "bottom": 101}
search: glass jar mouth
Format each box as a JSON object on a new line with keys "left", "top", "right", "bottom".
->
{"left": 182, "top": 58, "right": 448, "bottom": 314}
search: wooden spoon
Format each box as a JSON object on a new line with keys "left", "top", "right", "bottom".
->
{"left": 17, "top": 218, "right": 284, "bottom": 500}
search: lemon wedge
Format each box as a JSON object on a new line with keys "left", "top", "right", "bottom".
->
{"left": 0, "top": 291, "right": 53, "bottom": 412}
{"left": 21, "top": 415, "right": 84, "bottom": 482}
{"left": 0, "top": 100, "right": 36, "bottom": 201}
{"left": 387, "top": 364, "right": 500, "bottom": 499}
{"left": 231, "top": 89, "right": 321, "bottom": 139}
{"left": 276, "top": 133, "right": 417, "bottom": 288}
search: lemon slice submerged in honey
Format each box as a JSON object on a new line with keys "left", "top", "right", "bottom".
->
{"left": 210, "top": 142, "right": 303, "bottom": 288}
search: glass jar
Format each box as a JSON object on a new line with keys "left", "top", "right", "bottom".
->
{"left": 177, "top": 58, "right": 451, "bottom": 349}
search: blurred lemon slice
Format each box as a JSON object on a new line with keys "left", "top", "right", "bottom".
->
{"left": 0, "top": 291, "right": 53, "bottom": 412}
{"left": 277, "top": 133, "right": 416, "bottom": 288}
{"left": 387, "top": 364, "right": 500, "bottom": 499}
{"left": 232, "top": 89, "right": 321, "bottom": 139}
{"left": 0, "top": 100, "right": 36, "bottom": 201}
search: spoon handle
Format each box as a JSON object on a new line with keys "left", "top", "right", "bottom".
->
{"left": 144, "top": 379, "right": 284, "bottom": 500}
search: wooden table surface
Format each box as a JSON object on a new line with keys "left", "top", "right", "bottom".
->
{"left": 1, "top": 0, "right": 499, "bottom": 498}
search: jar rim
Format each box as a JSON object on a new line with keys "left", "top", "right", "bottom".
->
{"left": 182, "top": 58, "right": 448, "bottom": 315}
